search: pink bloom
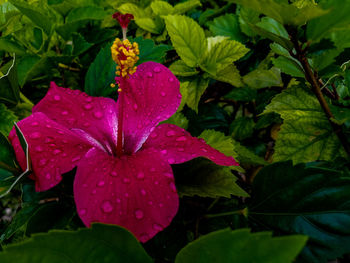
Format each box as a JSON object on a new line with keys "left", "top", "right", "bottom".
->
{"left": 9, "top": 56, "right": 238, "bottom": 242}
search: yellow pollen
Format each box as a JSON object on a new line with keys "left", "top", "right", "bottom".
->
{"left": 110, "top": 83, "right": 116, "bottom": 88}
{"left": 111, "top": 38, "right": 139, "bottom": 78}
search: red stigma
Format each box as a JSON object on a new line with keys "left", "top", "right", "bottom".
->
{"left": 112, "top": 12, "right": 134, "bottom": 29}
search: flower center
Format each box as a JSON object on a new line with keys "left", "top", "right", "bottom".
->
{"left": 111, "top": 38, "right": 139, "bottom": 79}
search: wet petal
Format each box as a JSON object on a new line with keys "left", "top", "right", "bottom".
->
{"left": 74, "top": 147, "right": 179, "bottom": 242}
{"left": 142, "top": 124, "right": 239, "bottom": 166}
{"left": 33, "top": 82, "right": 118, "bottom": 153}
{"left": 120, "top": 62, "right": 181, "bottom": 153}
{"left": 8, "top": 112, "right": 92, "bottom": 191}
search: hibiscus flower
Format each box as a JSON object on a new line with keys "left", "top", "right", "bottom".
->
{"left": 9, "top": 13, "right": 238, "bottom": 242}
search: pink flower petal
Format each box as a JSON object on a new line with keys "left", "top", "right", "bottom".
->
{"left": 8, "top": 112, "right": 92, "bottom": 191}
{"left": 33, "top": 82, "right": 118, "bottom": 154}
{"left": 74, "top": 147, "right": 179, "bottom": 242}
{"left": 142, "top": 124, "right": 239, "bottom": 166}
{"left": 120, "top": 62, "right": 181, "bottom": 153}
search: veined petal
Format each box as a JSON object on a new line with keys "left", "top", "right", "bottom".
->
{"left": 142, "top": 124, "right": 239, "bottom": 166}
{"left": 8, "top": 113, "right": 92, "bottom": 191}
{"left": 33, "top": 82, "right": 118, "bottom": 154}
{"left": 120, "top": 62, "right": 181, "bottom": 153}
{"left": 74, "top": 147, "right": 179, "bottom": 243}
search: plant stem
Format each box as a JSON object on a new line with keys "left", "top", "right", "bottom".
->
{"left": 289, "top": 32, "right": 350, "bottom": 156}
{"left": 204, "top": 209, "right": 244, "bottom": 219}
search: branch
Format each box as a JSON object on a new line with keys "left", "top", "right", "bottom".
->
{"left": 289, "top": 32, "right": 350, "bottom": 156}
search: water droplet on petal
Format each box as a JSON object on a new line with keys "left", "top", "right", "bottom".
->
{"left": 150, "top": 132, "right": 158, "bottom": 138}
{"left": 168, "top": 158, "right": 175, "bottom": 163}
{"left": 101, "top": 201, "right": 113, "bottom": 213}
{"left": 30, "top": 132, "right": 41, "bottom": 139}
{"left": 201, "top": 148, "right": 208, "bottom": 153}
{"left": 53, "top": 95, "right": 61, "bottom": 101}
{"left": 153, "top": 223, "right": 163, "bottom": 231}
{"left": 110, "top": 171, "right": 117, "bottom": 177}
{"left": 148, "top": 201, "right": 153, "bottom": 205}
{"left": 83, "top": 122, "right": 90, "bottom": 127}
{"left": 31, "top": 122, "right": 39, "bottom": 127}
{"left": 123, "top": 178, "right": 130, "bottom": 184}
{"left": 160, "top": 149, "right": 167, "bottom": 155}
{"left": 140, "top": 189, "right": 146, "bottom": 196}
{"left": 147, "top": 72, "right": 153, "bottom": 78}
{"left": 97, "top": 180, "right": 105, "bottom": 187}
{"left": 38, "top": 159, "right": 47, "bottom": 167}
{"left": 166, "top": 130, "right": 176, "bottom": 137}
{"left": 159, "top": 203, "right": 164, "bottom": 208}
{"left": 140, "top": 234, "right": 149, "bottom": 243}
{"left": 94, "top": 111, "right": 103, "bottom": 119}
{"left": 91, "top": 189, "right": 97, "bottom": 195}
{"left": 124, "top": 193, "right": 129, "bottom": 198}
{"left": 53, "top": 149, "right": 61, "bottom": 155}
{"left": 177, "top": 147, "right": 185, "bottom": 152}
{"left": 170, "top": 182, "right": 177, "bottom": 192}
{"left": 137, "top": 171, "right": 145, "bottom": 179}
{"left": 176, "top": 136, "right": 187, "bottom": 142}
{"left": 116, "top": 198, "right": 121, "bottom": 203}
{"left": 133, "top": 103, "right": 138, "bottom": 111}
{"left": 84, "top": 104, "right": 93, "bottom": 110}
{"left": 168, "top": 77, "right": 174, "bottom": 83}
{"left": 135, "top": 209, "right": 144, "bottom": 220}
{"left": 35, "top": 146, "right": 44, "bottom": 152}
{"left": 79, "top": 209, "right": 87, "bottom": 215}
{"left": 164, "top": 173, "right": 173, "bottom": 178}
{"left": 154, "top": 181, "right": 159, "bottom": 185}
{"left": 153, "top": 66, "right": 161, "bottom": 73}
{"left": 150, "top": 167, "right": 156, "bottom": 172}
{"left": 45, "top": 173, "right": 51, "bottom": 179}
{"left": 61, "top": 111, "right": 68, "bottom": 116}
{"left": 72, "top": 156, "right": 81, "bottom": 162}
{"left": 85, "top": 97, "right": 92, "bottom": 102}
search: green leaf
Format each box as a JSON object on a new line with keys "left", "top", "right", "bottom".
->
{"left": 173, "top": 0, "right": 201, "bottom": 14}
{"left": 307, "top": 0, "right": 350, "bottom": 42}
{"left": 151, "top": 0, "right": 174, "bottom": 16}
{"left": 249, "top": 161, "right": 350, "bottom": 262}
{"left": 243, "top": 67, "right": 282, "bottom": 89}
{"left": 272, "top": 56, "right": 304, "bottom": 78}
{"left": 132, "top": 36, "right": 171, "bottom": 64}
{"left": 0, "top": 38, "right": 26, "bottom": 55}
{"left": 0, "top": 224, "right": 153, "bottom": 263}
{"left": 175, "top": 228, "right": 307, "bottom": 263}
{"left": 225, "top": 87, "right": 257, "bottom": 101}
{"left": 165, "top": 15, "right": 207, "bottom": 67}
{"left": 211, "top": 64, "right": 243, "bottom": 87}
{"left": 199, "top": 129, "right": 238, "bottom": 158}
{"left": 0, "top": 103, "right": 17, "bottom": 136}
{"left": 256, "top": 17, "right": 288, "bottom": 39}
{"left": 84, "top": 44, "right": 116, "bottom": 97}
{"left": 66, "top": 6, "right": 107, "bottom": 23}
{"left": 169, "top": 60, "right": 199, "bottom": 77}
{"left": 71, "top": 33, "right": 92, "bottom": 56}
{"left": 8, "top": 0, "right": 52, "bottom": 35}
{"left": 232, "top": 140, "right": 269, "bottom": 166}
{"left": 263, "top": 85, "right": 345, "bottom": 163}
{"left": 201, "top": 39, "right": 249, "bottom": 75}
{"left": 0, "top": 132, "right": 16, "bottom": 169}
{"left": 0, "top": 169, "right": 16, "bottom": 197}
{"left": 176, "top": 159, "right": 248, "bottom": 198}
{"left": 0, "top": 56, "right": 20, "bottom": 105}
{"left": 17, "top": 55, "right": 47, "bottom": 87}
{"left": 230, "top": 117, "right": 255, "bottom": 141}
{"left": 181, "top": 77, "right": 209, "bottom": 113}
{"left": 162, "top": 112, "right": 189, "bottom": 129}
{"left": 229, "top": 0, "right": 327, "bottom": 26}
{"left": 208, "top": 14, "right": 246, "bottom": 42}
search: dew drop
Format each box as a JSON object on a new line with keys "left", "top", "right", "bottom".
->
{"left": 57, "top": 130, "right": 64, "bottom": 135}
{"left": 159, "top": 203, "right": 164, "bottom": 208}
{"left": 168, "top": 158, "right": 175, "bottom": 163}
{"left": 154, "top": 181, "right": 159, "bottom": 185}
{"left": 176, "top": 136, "right": 187, "bottom": 142}
{"left": 94, "top": 111, "right": 103, "bottom": 119}
{"left": 38, "top": 159, "right": 47, "bottom": 167}
{"left": 168, "top": 77, "right": 174, "bottom": 83}
{"left": 164, "top": 173, "right": 173, "bottom": 178}
{"left": 166, "top": 130, "right": 176, "bottom": 137}
{"left": 35, "top": 146, "right": 44, "bottom": 152}
{"left": 83, "top": 183, "right": 88, "bottom": 188}
{"left": 116, "top": 198, "right": 121, "bottom": 203}
{"left": 124, "top": 193, "right": 129, "bottom": 198}
{"left": 31, "top": 122, "right": 39, "bottom": 127}
{"left": 101, "top": 201, "right": 113, "bottom": 213}
{"left": 150, "top": 167, "right": 156, "bottom": 172}
{"left": 153, "top": 223, "right": 163, "bottom": 231}
{"left": 84, "top": 104, "right": 93, "bottom": 110}
{"left": 72, "top": 156, "right": 81, "bottom": 162}
{"left": 140, "top": 234, "right": 149, "bottom": 243}
{"left": 97, "top": 180, "right": 105, "bottom": 187}
{"left": 83, "top": 122, "right": 91, "bottom": 127}
{"left": 160, "top": 149, "right": 167, "bottom": 155}
{"left": 85, "top": 97, "right": 92, "bottom": 102}
{"left": 61, "top": 111, "right": 68, "bottom": 116}
{"left": 146, "top": 72, "right": 153, "bottom": 78}
{"left": 137, "top": 171, "right": 145, "bottom": 179}
{"left": 45, "top": 173, "right": 51, "bottom": 179}
{"left": 170, "top": 182, "right": 177, "bottom": 192}
{"left": 133, "top": 103, "right": 138, "bottom": 111}
{"left": 123, "top": 178, "right": 130, "bottom": 184}
{"left": 153, "top": 66, "right": 161, "bottom": 73}
{"left": 140, "top": 189, "right": 146, "bottom": 196}
{"left": 30, "top": 132, "right": 41, "bottom": 139}
{"left": 79, "top": 209, "right": 87, "bottom": 215}
{"left": 91, "top": 189, "right": 97, "bottom": 195}
{"left": 201, "top": 148, "right": 208, "bottom": 153}
{"left": 53, "top": 95, "right": 61, "bottom": 101}
{"left": 110, "top": 171, "right": 117, "bottom": 177}
{"left": 148, "top": 201, "right": 153, "bottom": 205}
{"left": 150, "top": 132, "right": 158, "bottom": 138}
{"left": 177, "top": 147, "right": 185, "bottom": 152}
{"left": 134, "top": 209, "right": 144, "bottom": 220}
{"left": 53, "top": 149, "right": 61, "bottom": 155}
